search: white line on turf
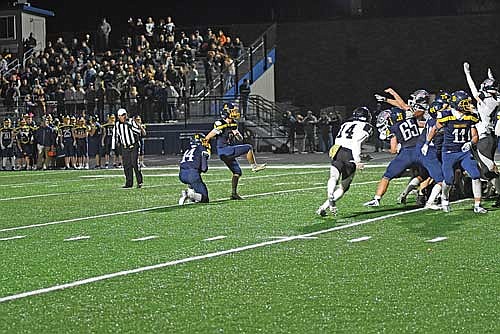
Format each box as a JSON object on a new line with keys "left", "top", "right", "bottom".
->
{"left": 203, "top": 236, "right": 227, "bottom": 241}
{"left": 131, "top": 236, "right": 159, "bottom": 242}
{"left": 0, "top": 235, "right": 26, "bottom": 241}
{"left": 0, "top": 179, "right": 406, "bottom": 233}
{"left": 64, "top": 236, "right": 90, "bottom": 241}
{"left": 425, "top": 237, "right": 448, "bottom": 243}
{"left": 0, "top": 198, "right": 469, "bottom": 304}
{"left": 348, "top": 236, "right": 372, "bottom": 243}
{"left": 269, "top": 236, "right": 318, "bottom": 240}
{"left": 0, "top": 192, "right": 71, "bottom": 202}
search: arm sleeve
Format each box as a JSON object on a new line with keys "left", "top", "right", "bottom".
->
{"left": 200, "top": 150, "right": 209, "bottom": 173}
{"left": 111, "top": 124, "right": 117, "bottom": 150}
{"left": 351, "top": 126, "right": 370, "bottom": 163}
{"left": 464, "top": 70, "right": 480, "bottom": 99}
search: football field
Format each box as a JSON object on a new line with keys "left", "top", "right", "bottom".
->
{"left": 0, "top": 164, "right": 498, "bottom": 333}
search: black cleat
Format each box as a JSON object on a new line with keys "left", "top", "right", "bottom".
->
{"left": 230, "top": 194, "right": 244, "bottom": 200}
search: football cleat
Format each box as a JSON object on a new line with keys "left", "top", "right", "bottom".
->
{"left": 329, "top": 206, "right": 338, "bottom": 216}
{"left": 473, "top": 206, "right": 487, "bottom": 214}
{"left": 397, "top": 193, "right": 407, "bottom": 205}
{"left": 252, "top": 163, "right": 267, "bottom": 172}
{"left": 316, "top": 208, "right": 327, "bottom": 217}
{"left": 178, "top": 190, "right": 188, "bottom": 205}
{"left": 416, "top": 194, "right": 427, "bottom": 207}
{"left": 230, "top": 193, "right": 244, "bottom": 200}
{"left": 363, "top": 198, "right": 380, "bottom": 207}
{"left": 424, "top": 203, "right": 441, "bottom": 210}
{"left": 442, "top": 205, "right": 451, "bottom": 213}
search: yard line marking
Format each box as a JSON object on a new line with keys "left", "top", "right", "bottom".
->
{"left": 425, "top": 237, "right": 448, "bottom": 243}
{"left": 64, "top": 236, "right": 90, "bottom": 242}
{"left": 348, "top": 236, "right": 372, "bottom": 243}
{"left": 0, "top": 192, "right": 71, "bottom": 202}
{"left": 131, "top": 236, "right": 159, "bottom": 242}
{"left": 269, "top": 236, "right": 318, "bottom": 240}
{"left": 0, "top": 235, "right": 26, "bottom": 241}
{"left": 0, "top": 198, "right": 470, "bottom": 304}
{"left": 0, "top": 179, "right": 404, "bottom": 233}
{"left": 203, "top": 236, "right": 227, "bottom": 241}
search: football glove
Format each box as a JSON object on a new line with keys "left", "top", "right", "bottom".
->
{"left": 461, "top": 141, "right": 472, "bottom": 152}
{"left": 420, "top": 143, "right": 429, "bottom": 156}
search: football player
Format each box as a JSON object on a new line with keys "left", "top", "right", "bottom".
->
{"left": 178, "top": 133, "right": 211, "bottom": 204}
{"left": 88, "top": 116, "right": 102, "bottom": 169}
{"left": 134, "top": 115, "right": 147, "bottom": 168}
{"left": 16, "top": 118, "right": 34, "bottom": 170}
{"left": 73, "top": 117, "right": 89, "bottom": 169}
{"left": 101, "top": 114, "right": 116, "bottom": 168}
{"left": 316, "top": 107, "right": 372, "bottom": 216}
{"left": 463, "top": 63, "right": 500, "bottom": 207}
{"left": 418, "top": 92, "right": 449, "bottom": 209}
{"left": 430, "top": 90, "right": 485, "bottom": 213}
{"left": 364, "top": 106, "right": 424, "bottom": 207}
{"left": 204, "top": 102, "right": 267, "bottom": 200}
{"left": 58, "top": 115, "right": 75, "bottom": 169}
{"left": 0, "top": 118, "right": 15, "bottom": 170}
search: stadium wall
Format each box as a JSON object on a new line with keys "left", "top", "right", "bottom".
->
{"left": 276, "top": 14, "right": 500, "bottom": 112}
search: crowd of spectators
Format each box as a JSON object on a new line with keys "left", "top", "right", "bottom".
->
{"left": 0, "top": 15, "right": 247, "bottom": 125}
{"left": 281, "top": 109, "right": 345, "bottom": 154}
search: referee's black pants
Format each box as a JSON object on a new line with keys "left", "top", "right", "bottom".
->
{"left": 123, "top": 143, "right": 143, "bottom": 187}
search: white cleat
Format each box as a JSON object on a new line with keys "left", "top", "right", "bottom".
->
{"left": 252, "top": 163, "right": 267, "bottom": 172}
{"left": 397, "top": 193, "right": 407, "bottom": 205}
{"left": 178, "top": 190, "right": 188, "bottom": 205}
{"left": 363, "top": 198, "right": 380, "bottom": 207}
{"left": 442, "top": 205, "right": 451, "bottom": 213}
{"left": 424, "top": 203, "right": 441, "bottom": 210}
{"left": 473, "top": 206, "right": 487, "bottom": 214}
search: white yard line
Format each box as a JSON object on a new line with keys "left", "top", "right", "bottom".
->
{"left": 0, "top": 235, "right": 26, "bottom": 241}
{"left": 0, "top": 178, "right": 405, "bottom": 232}
{"left": 348, "top": 236, "right": 372, "bottom": 243}
{"left": 425, "top": 237, "right": 448, "bottom": 243}
{"left": 203, "top": 236, "right": 227, "bottom": 241}
{"left": 131, "top": 236, "right": 159, "bottom": 242}
{"left": 64, "top": 236, "right": 90, "bottom": 242}
{"left": 269, "top": 236, "right": 318, "bottom": 240}
{"left": 0, "top": 192, "right": 71, "bottom": 202}
{"left": 0, "top": 198, "right": 469, "bottom": 304}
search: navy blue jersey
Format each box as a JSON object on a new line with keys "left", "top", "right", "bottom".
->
{"left": 417, "top": 118, "right": 443, "bottom": 149}
{"left": 16, "top": 126, "right": 33, "bottom": 145}
{"left": 438, "top": 109, "right": 478, "bottom": 152}
{"left": 212, "top": 119, "right": 239, "bottom": 149}
{"left": 180, "top": 145, "right": 209, "bottom": 173}
{"left": 59, "top": 124, "right": 74, "bottom": 143}
{"left": 389, "top": 117, "right": 420, "bottom": 148}
{"left": 0, "top": 127, "right": 14, "bottom": 147}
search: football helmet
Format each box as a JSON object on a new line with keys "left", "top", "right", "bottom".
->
{"left": 190, "top": 133, "right": 211, "bottom": 154}
{"left": 428, "top": 90, "right": 450, "bottom": 119}
{"left": 479, "top": 77, "right": 499, "bottom": 95}
{"left": 376, "top": 109, "right": 392, "bottom": 141}
{"left": 408, "top": 89, "right": 430, "bottom": 111}
{"left": 351, "top": 106, "right": 372, "bottom": 123}
{"left": 450, "top": 90, "right": 473, "bottom": 113}
{"left": 221, "top": 102, "right": 240, "bottom": 120}
{"left": 388, "top": 107, "right": 405, "bottom": 126}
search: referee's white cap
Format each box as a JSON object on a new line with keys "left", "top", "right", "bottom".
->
{"left": 117, "top": 108, "right": 127, "bottom": 116}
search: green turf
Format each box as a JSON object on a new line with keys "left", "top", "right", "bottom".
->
{"left": 0, "top": 166, "right": 498, "bottom": 333}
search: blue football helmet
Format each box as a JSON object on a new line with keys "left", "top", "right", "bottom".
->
{"left": 388, "top": 107, "right": 405, "bottom": 126}
{"left": 352, "top": 106, "right": 372, "bottom": 123}
{"left": 428, "top": 90, "right": 450, "bottom": 119}
{"left": 190, "top": 133, "right": 211, "bottom": 153}
{"left": 220, "top": 102, "right": 240, "bottom": 120}
{"left": 450, "top": 90, "right": 473, "bottom": 113}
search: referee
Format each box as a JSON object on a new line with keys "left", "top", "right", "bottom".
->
{"left": 112, "top": 108, "right": 144, "bottom": 188}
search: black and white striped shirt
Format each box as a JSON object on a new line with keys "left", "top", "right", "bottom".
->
{"left": 111, "top": 119, "right": 142, "bottom": 149}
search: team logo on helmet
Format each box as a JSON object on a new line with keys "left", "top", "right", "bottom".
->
{"left": 428, "top": 90, "right": 450, "bottom": 119}
{"left": 408, "top": 89, "right": 430, "bottom": 111}
{"left": 221, "top": 102, "right": 240, "bottom": 120}
{"left": 450, "top": 90, "right": 473, "bottom": 113}
{"left": 190, "top": 133, "right": 211, "bottom": 154}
